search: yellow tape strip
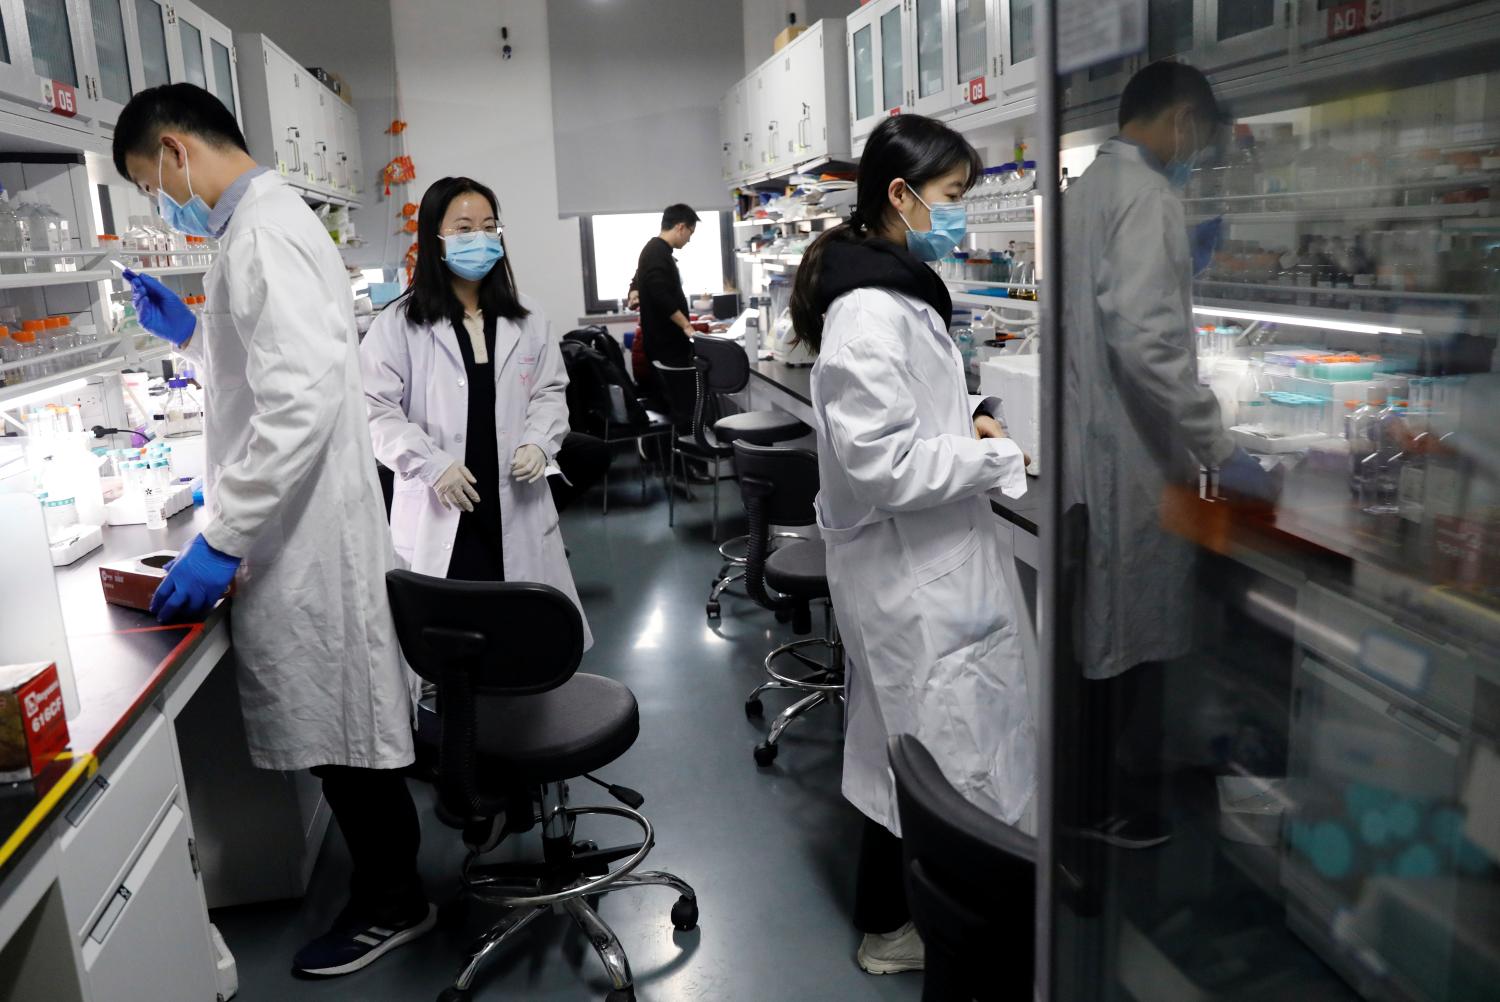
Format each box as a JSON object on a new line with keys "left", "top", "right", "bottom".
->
{"left": 0, "top": 752, "right": 99, "bottom": 869}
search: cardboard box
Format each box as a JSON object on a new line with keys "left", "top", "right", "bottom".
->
{"left": 99, "top": 549, "right": 179, "bottom": 612}
{"left": 0, "top": 662, "right": 70, "bottom": 781}
{"left": 773, "top": 25, "right": 807, "bottom": 52}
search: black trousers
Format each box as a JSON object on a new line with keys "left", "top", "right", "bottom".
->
{"left": 1079, "top": 661, "right": 1166, "bottom": 825}
{"left": 312, "top": 765, "right": 426, "bottom": 923}
{"left": 549, "top": 432, "right": 612, "bottom": 513}
{"left": 854, "top": 818, "right": 909, "bottom": 934}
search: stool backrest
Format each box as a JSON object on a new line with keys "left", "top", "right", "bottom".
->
{"left": 733, "top": 441, "right": 819, "bottom": 528}
{"left": 653, "top": 358, "right": 711, "bottom": 448}
{"left": 889, "top": 734, "right": 1036, "bottom": 1000}
{"left": 385, "top": 570, "right": 584, "bottom": 695}
{"left": 695, "top": 335, "right": 750, "bottom": 395}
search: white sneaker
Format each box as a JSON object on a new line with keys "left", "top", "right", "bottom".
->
{"left": 856, "top": 921, "right": 926, "bottom": 975}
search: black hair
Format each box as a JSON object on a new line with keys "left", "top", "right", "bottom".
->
{"left": 112, "top": 83, "right": 248, "bottom": 181}
{"left": 1118, "top": 60, "right": 1221, "bottom": 130}
{"left": 395, "top": 176, "right": 529, "bottom": 327}
{"left": 789, "top": 114, "right": 981, "bottom": 352}
{"left": 661, "top": 204, "right": 700, "bottom": 231}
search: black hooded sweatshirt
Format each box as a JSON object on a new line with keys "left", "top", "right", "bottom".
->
{"left": 811, "top": 235, "right": 952, "bottom": 329}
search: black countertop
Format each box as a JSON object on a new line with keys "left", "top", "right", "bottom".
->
{"left": 750, "top": 358, "right": 813, "bottom": 405}
{"left": 0, "top": 506, "right": 225, "bottom": 883}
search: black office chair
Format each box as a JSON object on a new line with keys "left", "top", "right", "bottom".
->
{"left": 889, "top": 734, "right": 1036, "bottom": 1002}
{"left": 694, "top": 336, "right": 809, "bottom": 620}
{"left": 385, "top": 571, "right": 698, "bottom": 1002}
{"left": 653, "top": 357, "right": 730, "bottom": 539}
{"left": 734, "top": 441, "right": 844, "bottom": 766}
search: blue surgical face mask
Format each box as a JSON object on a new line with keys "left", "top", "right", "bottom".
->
{"left": 1165, "top": 119, "right": 1203, "bottom": 190}
{"left": 442, "top": 231, "right": 504, "bottom": 281}
{"left": 156, "top": 147, "right": 215, "bottom": 238}
{"left": 901, "top": 186, "right": 968, "bottom": 262}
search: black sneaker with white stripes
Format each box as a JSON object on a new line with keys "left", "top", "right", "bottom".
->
{"left": 291, "top": 902, "right": 437, "bottom": 978}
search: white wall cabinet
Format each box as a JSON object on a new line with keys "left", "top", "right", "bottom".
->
{"left": 234, "top": 32, "right": 359, "bottom": 204}
{"left": 721, "top": 17, "right": 851, "bottom": 186}
{"left": 848, "top": 0, "right": 908, "bottom": 145}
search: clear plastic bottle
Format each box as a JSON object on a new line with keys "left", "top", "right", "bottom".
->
{"left": 1235, "top": 360, "right": 1269, "bottom": 426}
{"left": 123, "top": 216, "right": 154, "bottom": 269}
{"left": 43, "top": 201, "right": 73, "bottom": 271}
{"left": 48, "top": 315, "right": 75, "bottom": 352}
{"left": 1361, "top": 388, "right": 1405, "bottom": 515}
{"left": 1348, "top": 383, "right": 1386, "bottom": 498}
{"left": 18, "top": 201, "right": 58, "bottom": 272}
{"left": 0, "top": 184, "right": 23, "bottom": 274}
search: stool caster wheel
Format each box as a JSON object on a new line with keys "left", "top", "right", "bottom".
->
{"left": 671, "top": 895, "right": 699, "bottom": 931}
{"left": 438, "top": 988, "right": 471, "bottom": 1002}
{"left": 706, "top": 601, "right": 720, "bottom": 619}
{"left": 754, "top": 742, "right": 778, "bottom": 767}
{"left": 605, "top": 990, "right": 636, "bottom": 1002}
{"left": 574, "top": 839, "right": 599, "bottom": 853}
{"left": 744, "top": 698, "right": 763, "bottom": 719}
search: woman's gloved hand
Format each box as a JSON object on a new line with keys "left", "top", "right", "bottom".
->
{"left": 434, "top": 462, "right": 480, "bottom": 511}
{"left": 150, "top": 535, "right": 241, "bottom": 623}
{"left": 122, "top": 268, "right": 197, "bottom": 346}
{"left": 511, "top": 444, "right": 547, "bottom": 483}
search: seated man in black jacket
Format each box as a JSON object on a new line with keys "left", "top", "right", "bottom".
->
{"left": 634, "top": 203, "right": 699, "bottom": 381}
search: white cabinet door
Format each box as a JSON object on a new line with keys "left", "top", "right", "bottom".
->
{"left": 80, "top": 802, "right": 218, "bottom": 1002}
{"left": 200, "top": 10, "right": 236, "bottom": 123}
{"left": 76, "top": 0, "right": 132, "bottom": 126}
{"left": 747, "top": 66, "right": 772, "bottom": 173}
{"left": 951, "top": 0, "right": 997, "bottom": 112}
{"left": 997, "top": 0, "right": 1035, "bottom": 101}
{"left": 1197, "top": 0, "right": 1288, "bottom": 69}
{"left": 265, "top": 44, "right": 306, "bottom": 180}
{"left": 733, "top": 77, "right": 752, "bottom": 176}
{"left": 718, "top": 84, "right": 736, "bottom": 182}
{"left": 851, "top": 0, "right": 909, "bottom": 144}
{"left": 304, "top": 80, "right": 338, "bottom": 192}
{"left": 848, "top": 2, "right": 880, "bottom": 138}
{"left": 128, "top": 0, "right": 168, "bottom": 88}
{"left": 170, "top": 0, "right": 206, "bottom": 89}
{"left": 336, "top": 100, "right": 361, "bottom": 196}
{"left": 780, "top": 20, "right": 850, "bottom": 167}
{"left": 908, "top": 0, "right": 955, "bottom": 117}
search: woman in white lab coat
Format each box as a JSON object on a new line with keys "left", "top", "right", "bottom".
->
{"left": 361, "top": 177, "right": 589, "bottom": 647}
{"left": 789, "top": 114, "right": 1034, "bottom": 975}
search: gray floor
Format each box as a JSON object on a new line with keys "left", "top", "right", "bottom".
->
{"left": 211, "top": 460, "right": 923, "bottom": 1002}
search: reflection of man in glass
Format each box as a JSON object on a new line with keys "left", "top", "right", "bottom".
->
{"left": 1061, "top": 61, "right": 1276, "bottom": 847}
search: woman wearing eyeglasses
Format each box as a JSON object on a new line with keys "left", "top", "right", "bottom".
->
{"left": 361, "top": 176, "right": 590, "bottom": 646}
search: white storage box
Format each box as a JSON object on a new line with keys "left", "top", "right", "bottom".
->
{"left": 979, "top": 352, "right": 1041, "bottom": 476}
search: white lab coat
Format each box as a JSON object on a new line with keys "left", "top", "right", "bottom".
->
{"left": 188, "top": 171, "right": 413, "bottom": 771}
{"left": 359, "top": 296, "right": 591, "bottom": 650}
{"left": 811, "top": 287, "right": 1034, "bottom": 834}
{"left": 1061, "top": 138, "right": 1235, "bottom": 680}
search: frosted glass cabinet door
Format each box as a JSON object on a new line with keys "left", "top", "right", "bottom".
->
{"left": 1199, "top": 0, "right": 1288, "bottom": 69}
{"left": 850, "top": 19, "right": 875, "bottom": 126}
{"left": 909, "top": 0, "right": 954, "bottom": 116}
{"left": 879, "top": 0, "right": 904, "bottom": 113}
{"left": 998, "top": 0, "right": 1035, "bottom": 99}
{"left": 176, "top": 15, "right": 203, "bottom": 88}
{"left": 23, "top": 0, "right": 82, "bottom": 86}
{"left": 132, "top": 0, "right": 166, "bottom": 86}
{"left": 952, "top": 0, "right": 997, "bottom": 108}
{"left": 85, "top": 0, "right": 130, "bottom": 104}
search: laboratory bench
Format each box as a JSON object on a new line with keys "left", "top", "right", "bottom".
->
{"left": 0, "top": 508, "right": 327, "bottom": 1002}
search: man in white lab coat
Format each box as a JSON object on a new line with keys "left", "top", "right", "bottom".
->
{"left": 1062, "top": 62, "right": 1277, "bottom": 848}
{"left": 112, "top": 84, "right": 433, "bottom": 976}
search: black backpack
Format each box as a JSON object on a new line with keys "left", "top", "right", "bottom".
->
{"left": 559, "top": 330, "right": 650, "bottom": 434}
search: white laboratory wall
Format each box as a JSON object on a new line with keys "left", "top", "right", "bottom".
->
{"left": 191, "top": 0, "right": 399, "bottom": 269}
{"left": 391, "top": 0, "right": 585, "bottom": 326}
{"left": 742, "top": 0, "right": 853, "bottom": 72}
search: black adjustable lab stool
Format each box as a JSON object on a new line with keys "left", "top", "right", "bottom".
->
{"left": 693, "top": 336, "right": 809, "bottom": 619}
{"left": 385, "top": 571, "right": 698, "bottom": 1002}
{"left": 889, "top": 734, "right": 1036, "bottom": 1002}
{"left": 733, "top": 441, "right": 844, "bottom": 766}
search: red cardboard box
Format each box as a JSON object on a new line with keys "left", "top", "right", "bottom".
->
{"left": 0, "top": 662, "right": 70, "bottom": 782}
{"left": 99, "top": 549, "right": 179, "bottom": 612}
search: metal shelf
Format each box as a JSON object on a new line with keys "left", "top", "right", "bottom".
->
{"left": 1192, "top": 279, "right": 1486, "bottom": 306}
{"left": 0, "top": 269, "right": 112, "bottom": 289}
{"left": 968, "top": 218, "right": 1038, "bottom": 235}
{"left": 1182, "top": 170, "right": 1500, "bottom": 216}
{"left": 1192, "top": 297, "right": 1472, "bottom": 334}
{"left": 733, "top": 215, "right": 842, "bottom": 230}
{"left": 1190, "top": 202, "right": 1494, "bottom": 225}
{"left": 136, "top": 265, "right": 214, "bottom": 278}
{"left": 0, "top": 348, "right": 128, "bottom": 408}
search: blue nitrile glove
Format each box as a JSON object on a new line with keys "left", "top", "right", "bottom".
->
{"left": 1217, "top": 447, "right": 1282, "bottom": 506}
{"left": 1191, "top": 215, "right": 1223, "bottom": 277}
{"left": 123, "top": 268, "right": 197, "bottom": 346}
{"left": 150, "top": 534, "right": 241, "bottom": 623}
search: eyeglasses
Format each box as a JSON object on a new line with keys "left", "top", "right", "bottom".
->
{"left": 441, "top": 223, "right": 503, "bottom": 237}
